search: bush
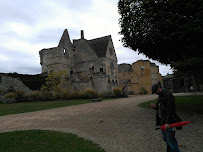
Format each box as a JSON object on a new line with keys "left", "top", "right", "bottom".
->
{"left": 70, "top": 91, "right": 83, "bottom": 99}
{"left": 4, "top": 92, "right": 15, "bottom": 99}
{"left": 0, "top": 95, "right": 4, "bottom": 103}
{"left": 82, "top": 89, "right": 100, "bottom": 99}
{"left": 100, "top": 91, "right": 112, "bottom": 98}
{"left": 15, "top": 90, "right": 25, "bottom": 102}
{"left": 3, "top": 98, "right": 16, "bottom": 104}
{"left": 140, "top": 87, "right": 148, "bottom": 95}
{"left": 39, "top": 91, "right": 56, "bottom": 101}
{"left": 59, "top": 90, "right": 71, "bottom": 100}
{"left": 30, "top": 91, "right": 40, "bottom": 101}
{"left": 24, "top": 94, "right": 30, "bottom": 102}
{"left": 113, "top": 87, "right": 122, "bottom": 97}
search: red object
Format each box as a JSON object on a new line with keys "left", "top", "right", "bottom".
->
{"left": 161, "top": 121, "right": 192, "bottom": 131}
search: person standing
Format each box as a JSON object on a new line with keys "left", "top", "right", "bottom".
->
{"left": 150, "top": 83, "right": 180, "bottom": 152}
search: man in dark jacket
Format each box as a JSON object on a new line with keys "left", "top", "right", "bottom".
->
{"left": 150, "top": 83, "right": 180, "bottom": 152}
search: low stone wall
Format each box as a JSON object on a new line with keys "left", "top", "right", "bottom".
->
{"left": 0, "top": 75, "right": 33, "bottom": 94}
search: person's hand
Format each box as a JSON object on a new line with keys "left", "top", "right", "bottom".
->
{"left": 149, "top": 103, "right": 156, "bottom": 108}
{"left": 165, "top": 123, "right": 170, "bottom": 129}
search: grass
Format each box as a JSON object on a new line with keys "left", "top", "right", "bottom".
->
{"left": 138, "top": 95, "right": 203, "bottom": 114}
{"left": 0, "top": 130, "right": 105, "bottom": 152}
{"left": 0, "top": 98, "right": 118, "bottom": 117}
{"left": 0, "top": 99, "right": 94, "bottom": 117}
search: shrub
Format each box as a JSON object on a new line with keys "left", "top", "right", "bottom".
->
{"left": 59, "top": 90, "right": 71, "bottom": 100}
{"left": 140, "top": 87, "right": 148, "bottom": 95}
{"left": 3, "top": 98, "right": 16, "bottom": 104}
{"left": 24, "top": 94, "right": 30, "bottom": 102}
{"left": 39, "top": 90, "right": 56, "bottom": 101}
{"left": 100, "top": 91, "right": 112, "bottom": 98}
{"left": 4, "top": 92, "right": 15, "bottom": 99}
{"left": 30, "top": 91, "right": 40, "bottom": 101}
{"left": 82, "top": 89, "right": 100, "bottom": 99}
{"left": 15, "top": 90, "right": 25, "bottom": 102}
{"left": 113, "top": 87, "right": 122, "bottom": 97}
{"left": 0, "top": 95, "right": 4, "bottom": 103}
{"left": 70, "top": 91, "right": 82, "bottom": 99}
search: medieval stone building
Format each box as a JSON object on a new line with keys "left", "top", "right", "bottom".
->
{"left": 39, "top": 29, "right": 118, "bottom": 93}
{"left": 118, "top": 60, "right": 163, "bottom": 94}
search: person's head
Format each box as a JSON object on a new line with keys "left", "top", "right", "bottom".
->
{"left": 152, "top": 83, "right": 162, "bottom": 95}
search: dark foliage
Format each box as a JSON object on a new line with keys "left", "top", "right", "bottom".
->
{"left": 0, "top": 72, "right": 47, "bottom": 90}
{"left": 118, "top": 0, "right": 203, "bottom": 64}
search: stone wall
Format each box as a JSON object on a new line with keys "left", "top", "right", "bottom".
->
{"left": 118, "top": 60, "right": 163, "bottom": 94}
{"left": 39, "top": 29, "right": 119, "bottom": 93}
{"left": 0, "top": 75, "right": 33, "bottom": 94}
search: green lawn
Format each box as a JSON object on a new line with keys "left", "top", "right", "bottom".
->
{"left": 138, "top": 95, "right": 203, "bottom": 114}
{"left": 0, "top": 99, "right": 93, "bottom": 117}
{"left": 0, "top": 130, "right": 105, "bottom": 152}
{"left": 0, "top": 98, "right": 118, "bottom": 117}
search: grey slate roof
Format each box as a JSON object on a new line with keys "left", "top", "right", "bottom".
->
{"left": 88, "top": 35, "right": 111, "bottom": 58}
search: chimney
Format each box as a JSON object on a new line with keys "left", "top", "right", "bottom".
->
{"left": 81, "top": 30, "right": 84, "bottom": 39}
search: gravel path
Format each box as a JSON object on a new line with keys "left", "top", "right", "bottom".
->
{"left": 0, "top": 94, "right": 202, "bottom": 152}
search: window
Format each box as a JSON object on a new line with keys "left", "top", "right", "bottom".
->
{"left": 63, "top": 48, "right": 66, "bottom": 54}
{"left": 110, "top": 62, "right": 114, "bottom": 76}
{"left": 140, "top": 66, "right": 144, "bottom": 75}
{"left": 100, "top": 68, "right": 103, "bottom": 72}
{"left": 73, "top": 46, "right": 76, "bottom": 51}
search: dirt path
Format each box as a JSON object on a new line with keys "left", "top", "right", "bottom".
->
{"left": 0, "top": 94, "right": 202, "bottom": 152}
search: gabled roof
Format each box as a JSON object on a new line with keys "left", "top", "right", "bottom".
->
{"left": 88, "top": 35, "right": 111, "bottom": 58}
{"left": 58, "top": 29, "right": 73, "bottom": 49}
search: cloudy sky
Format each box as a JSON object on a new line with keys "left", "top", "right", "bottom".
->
{"left": 0, "top": 0, "right": 173, "bottom": 76}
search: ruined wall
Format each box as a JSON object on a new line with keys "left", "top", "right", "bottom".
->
{"left": 118, "top": 60, "right": 163, "bottom": 94}
{"left": 132, "top": 60, "right": 152, "bottom": 94}
{"left": 39, "top": 47, "right": 69, "bottom": 73}
{"left": 0, "top": 75, "right": 33, "bottom": 94}
{"left": 151, "top": 63, "right": 164, "bottom": 86}
{"left": 118, "top": 64, "right": 137, "bottom": 94}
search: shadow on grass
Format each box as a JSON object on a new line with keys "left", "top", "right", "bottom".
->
{"left": 0, "top": 130, "right": 105, "bottom": 152}
{"left": 138, "top": 95, "right": 203, "bottom": 115}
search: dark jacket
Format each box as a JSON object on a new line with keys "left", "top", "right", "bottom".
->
{"left": 154, "top": 89, "right": 176, "bottom": 126}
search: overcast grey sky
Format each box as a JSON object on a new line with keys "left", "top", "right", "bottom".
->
{"left": 0, "top": 0, "right": 173, "bottom": 76}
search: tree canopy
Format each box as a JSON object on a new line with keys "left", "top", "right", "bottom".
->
{"left": 118, "top": 0, "right": 203, "bottom": 64}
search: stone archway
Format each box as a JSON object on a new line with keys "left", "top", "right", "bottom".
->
{"left": 122, "top": 85, "right": 128, "bottom": 95}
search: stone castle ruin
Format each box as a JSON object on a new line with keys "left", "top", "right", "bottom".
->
{"left": 39, "top": 29, "right": 119, "bottom": 93}
{"left": 118, "top": 60, "right": 163, "bottom": 95}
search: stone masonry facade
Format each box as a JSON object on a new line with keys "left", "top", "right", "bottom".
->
{"left": 39, "top": 29, "right": 119, "bottom": 93}
{"left": 118, "top": 60, "right": 163, "bottom": 94}
{"left": 0, "top": 75, "right": 33, "bottom": 94}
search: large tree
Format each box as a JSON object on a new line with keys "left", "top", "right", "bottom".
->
{"left": 118, "top": 0, "right": 203, "bottom": 64}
